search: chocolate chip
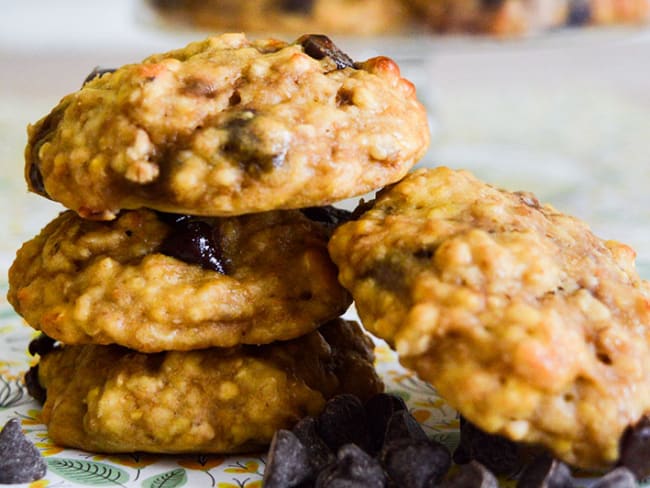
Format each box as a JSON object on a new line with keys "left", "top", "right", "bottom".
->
{"left": 516, "top": 454, "right": 573, "bottom": 488}
{"left": 301, "top": 206, "right": 353, "bottom": 228}
{"left": 159, "top": 219, "right": 226, "bottom": 274}
{"left": 383, "top": 409, "right": 429, "bottom": 446}
{"left": 364, "top": 393, "right": 408, "bottom": 455}
{"left": 592, "top": 467, "right": 636, "bottom": 488}
{"left": 24, "top": 366, "right": 46, "bottom": 405}
{"left": 297, "top": 34, "right": 354, "bottom": 70}
{"left": 282, "top": 0, "right": 314, "bottom": 13}
{"left": 156, "top": 212, "right": 192, "bottom": 225}
{"left": 381, "top": 438, "right": 451, "bottom": 488}
{"left": 454, "top": 417, "right": 522, "bottom": 476}
{"left": 316, "top": 444, "right": 387, "bottom": 488}
{"left": 619, "top": 415, "right": 650, "bottom": 480}
{"left": 263, "top": 430, "right": 314, "bottom": 488}
{"left": 224, "top": 112, "right": 288, "bottom": 173}
{"left": 0, "top": 418, "right": 47, "bottom": 484}
{"left": 82, "top": 67, "right": 116, "bottom": 86}
{"left": 28, "top": 334, "right": 56, "bottom": 357}
{"left": 317, "top": 394, "right": 370, "bottom": 453}
{"left": 567, "top": 0, "right": 591, "bottom": 25}
{"left": 442, "top": 461, "right": 499, "bottom": 488}
{"left": 28, "top": 105, "right": 68, "bottom": 199}
{"left": 292, "top": 417, "right": 335, "bottom": 472}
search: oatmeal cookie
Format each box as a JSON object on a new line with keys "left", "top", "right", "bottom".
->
{"left": 26, "top": 33, "right": 429, "bottom": 220}
{"left": 567, "top": 0, "right": 650, "bottom": 25}
{"left": 328, "top": 167, "right": 650, "bottom": 469}
{"left": 147, "top": 0, "right": 412, "bottom": 35}
{"left": 409, "top": 0, "right": 568, "bottom": 35}
{"left": 8, "top": 208, "right": 350, "bottom": 352}
{"left": 32, "top": 319, "right": 383, "bottom": 454}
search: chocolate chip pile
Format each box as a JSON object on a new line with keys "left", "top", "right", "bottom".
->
{"left": 264, "top": 393, "right": 451, "bottom": 487}
{"left": 263, "top": 393, "right": 650, "bottom": 487}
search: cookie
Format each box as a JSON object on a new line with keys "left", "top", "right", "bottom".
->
{"left": 328, "top": 167, "right": 650, "bottom": 469}
{"left": 567, "top": 0, "right": 650, "bottom": 25}
{"left": 8, "top": 208, "right": 350, "bottom": 352}
{"left": 32, "top": 319, "right": 383, "bottom": 454}
{"left": 408, "top": 0, "right": 568, "bottom": 35}
{"left": 147, "top": 0, "right": 412, "bottom": 35}
{"left": 26, "top": 33, "right": 429, "bottom": 220}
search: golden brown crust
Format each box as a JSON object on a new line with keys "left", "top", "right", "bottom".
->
{"left": 26, "top": 33, "right": 429, "bottom": 220}
{"left": 329, "top": 167, "right": 650, "bottom": 469}
{"left": 8, "top": 208, "right": 350, "bottom": 352}
{"left": 37, "top": 319, "right": 383, "bottom": 454}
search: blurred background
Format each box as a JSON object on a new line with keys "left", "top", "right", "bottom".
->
{"left": 1, "top": 0, "right": 650, "bottom": 274}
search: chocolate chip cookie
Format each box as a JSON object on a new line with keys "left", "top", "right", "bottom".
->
{"left": 32, "top": 319, "right": 383, "bottom": 453}
{"left": 26, "top": 33, "right": 429, "bottom": 220}
{"left": 8, "top": 208, "right": 350, "bottom": 352}
{"left": 147, "top": 0, "right": 412, "bottom": 35}
{"left": 328, "top": 167, "right": 650, "bottom": 469}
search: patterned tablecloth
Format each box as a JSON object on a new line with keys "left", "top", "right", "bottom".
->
{"left": 2, "top": 6, "right": 650, "bottom": 484}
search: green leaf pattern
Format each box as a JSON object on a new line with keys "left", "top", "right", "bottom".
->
{"left": 141, "top": 468, "right": 187, "bottom": 488}
{"left": 47, "top": 458, "right": 130, "bottom": 486}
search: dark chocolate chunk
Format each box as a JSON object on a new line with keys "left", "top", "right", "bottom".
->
{"left": 24, "top": 366, "right": 46, "bottom": 405}
{"left": 516, "top": 454, "right": 573, "bottom": 488}
{"left": 0, "top": 418, "right": 47, "bottom": 484}
{"left": 364, "top": 393, "right": 408, "bottom": 455}
{"left": 82, "top": 67, "right": 116, "bottom": 86}
{"left": 156, "top": 211, "right": 192, "bottom": 225}
{"left": 292, "top": 416, "right": 335, "bottom": 472}
{"left": 381, "top": 438, "right": 451, "bottom": 488}
{"left": 297, "top": 34, "right": 354, "bottom": 70}
{"left": 316, "top": 444, "right": 387, "bottom": 488}
{"left": 301, "top": 206, "right": 353, "bottom": 228}
{"left": 317, "top": 394, "right": 370, "bottom": 453}
{"left": 383, "top": 409, "right": 429, "bottom": 445}
{"left": 442, "top": 461, "right": 499, "bottom": 488}
{"left": 263, "top": 429, "right": 314, "bottom": 488}
{"left": 282, "top": 0, "right": 314, "bottom": 14}
{"left": 28, "top": 105, "right": 68, "bottom": 199}
{"left": 591, "top": 467, "right": 636, "bottom": 488}
{"left": 224, "top": 112, "right": 288, "bottom": 173}
{"left": 481, "top": 0, "right": 507, "bottom": 9}
{"left": 159, "top": 219, "right": 226, "bottom": 273}
{"left": 454, "top": 417, "right": 522, "bottom": 476}
{"left": 28, "top": 334, "right": 56, "bottom": 357}
{"left": 567, "top": 0, "right": 592, "bottom": 25}
{"left": 619, "top": 415, "right": 650, "bottom": 480}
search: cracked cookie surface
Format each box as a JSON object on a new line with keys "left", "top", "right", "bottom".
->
{"left": 8, "top": 208, "right": 350, "bottom": 352}
{"left": 26, "top": 33, "right": 429, "bottom": 220}
{"left": 34, "top": 319, "right": 383, "bottom": 454}
{"left": 328, "top": 167, "right": 650, "bottom": 469}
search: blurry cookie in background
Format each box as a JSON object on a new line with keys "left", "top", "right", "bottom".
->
{"left": 146, "top": 0, "right": 413, "bottom": 35}
{"left": 407, "top": 0, "right": 569, "bottom": 36}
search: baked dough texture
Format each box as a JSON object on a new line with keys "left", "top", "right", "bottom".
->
{"left": 329, "top": 167, "right": 650, "bottom": 469}
{"left": 8, "top": 208, "right": 350, "bottom": 352}
{"left": 36, "top": 319, "right": 383, "bottom": 454}
{"left": 26, "top": 33, "right": 429, "bottom": 220}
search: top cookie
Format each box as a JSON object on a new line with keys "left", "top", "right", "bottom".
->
{"left": 329, "top": 167, "right": 650, "bottom": 469}
{"left": 26, "top": 33, "right": 429, "bottom": 220}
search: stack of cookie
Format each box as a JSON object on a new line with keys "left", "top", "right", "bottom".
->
{"left": 7, "top": 33, "right": 430, "bottom": 454}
